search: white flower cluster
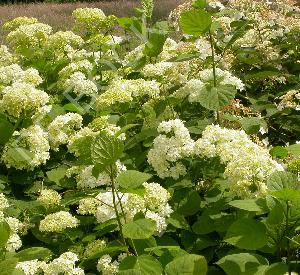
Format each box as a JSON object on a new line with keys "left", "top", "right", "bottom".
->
{"left": 83, "top": 239, "right": 107, "bottom": 258}
{"left": 93, "top": 182, "right": 172, "bottom": 234}
{"left": 174, "top": 79, "right": 206, "bottom": 102}
{"left": 37, "top": 189, "right": 61, "bottom": 205}
{"left": 7, "top": 23, "right": 52, "bottom": 49}
{"left": 47, "top": 113, "right": 83, "bottom": 150}
{"left": 96, "top": 79, "right": 160, "bottom": 108}
{"left": 277, "top": 90, "right": 300, "bottom": 111}
{"left": 0, "top": 82, "right": 49, "bottom": 118}
{"left": 197, "top": 68, "right": 245, "bottom": 91}
{"left": 194, "top": 124, "right": 284, "bottom": 198}
{"left": 2, "top": 125, "right": 50, "bottom": 170}
{"left": 3, "top": 16, "right": 38, "bottom": 31}
{"left": 39, "top": 211, "right": 79, "bottom": 233}
{"left": 147, "top": 119, "right": 195, "bottom": 179}
{"left": 0, "top": 45, "right": 14, "bottom": 66}
{"left": 63, "top": 72, "right": 98, "bottom": 96}
{"left": 0, "top": 193, "right": 24, "bottom": 252}
{"left": 58, "top": 59, "right": 93, "bottom": 82}
{"left": 45, "top": 31, "right": 84, "bottom": 52}
{"left": 17, "top": 252, "right": 84, "bottom": 275}
{"left": 97, "top": 254, "right": 119, "bottom": 275}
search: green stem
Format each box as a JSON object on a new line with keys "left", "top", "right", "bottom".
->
{"left": 109, "top": 165, "right": 126, "bottom": 246}
{"left": 208, "top": 31, "right": 221, "bottom": 125}
{"left": 286, "top": 201, "right": 291, "bottom": 275}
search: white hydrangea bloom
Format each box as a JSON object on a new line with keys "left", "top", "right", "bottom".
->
{"left": 97, "top": 255, "right": 119, "bottom": 275}
{"left": 2, "top": 125, "right": 50, "bottom": 170}
{"left": 96, "top": 79, "right": 160, "bottom": 108}
{"left": 6, "top": 233, "right": 22, "bottom": 252}
{"left": 195, "top": 37, "right": 212, "bottom": 60}
{"left": 77, "top": 197, "right": 100, "bottom": 215}
{"left": 63, "top": 72, "right": 97, "bottom": 96}
{"left": 0, "top": 82, "right": 49, "bottom": 118}
{"left": 47, "top": 113, "right": 83, "bottom": 150}
{"left": 0, "top": 45, "right": 14, "bottom": 66}
{"left": 0, "top": 193, "right": 9, "bottom": 210}
{"left": 6, "top": 217, "right": 22, "bottom": 234}
{"left": 45, "top": 31, "right": 84, "bottom": 51}
{"left": 37, "top": 189, "right": 61, "bottom": 205}
{"left": 148, "top": 119, "right": 195, "bottom": 179}
{"left": 195, "top": 125, "right": 284, "bottom": 198}
{"left": 16, "top": 260, "right": 43, "bottom": 275}
{"left": 83, "top": 239, "right": 107, "bottom": 258}
{"left": 7, "top": 23, "right": 52, "bottom": 48}
{"left": 58, "top": 59, "right": 93, "bottom": 81}
{"left": 39, "top": 211, "right": 79, "bottom": 232}
{"left": 198, "top": 68, "right": 245, "bottom": 91}
{"left": 41, "top": 252, "right": 84, "bottom": 275}
{"left": 3, "top": 16, "right": 38, "bottom": 32}
{"left": 174, "top": 79, "right": 206, "bottom": 102}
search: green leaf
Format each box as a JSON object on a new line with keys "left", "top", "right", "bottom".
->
{"left": 119, "top": 255, "right": 163, "bottom": 275}
{"left": 239, "top": 117, "right": 266, "bottom": 135}
{"left": 144, "top": 31, "right": 167, "bottom": 57}
{"left": 179, "top": 9, "right": 212, "bottom": 35}
{"left": 16, "top": 247, "right": 52, "bottom": 261}
{"left": 264, "top": 263, "right": 288, "bottom": 275}
{"left": 116, "top": 170, "right": 152, "bottom": 189}
{"left": 165, "top": 254, "right": 207, "bottom": 275}
{"left": 271, "top": 188, "right": 300, "bottom": 201}
{"left": 46, "top": 167, "right": 67, "bottom": 185}
{"left": 229, "top": 199, "right": 263, "bottom": 212}
{"left": 0, "top": 221, "right": 10, "bottom": 248}
{"left": 217, "top": 253, "right": 268, "bottom": 275}
{"left": 267, "top": 171, "right": 298, "bottom": 191}
{"left": 287, "top": 144, "right": 300, "bottom": 157}
{"left": 0, "top": 118, "right": 14, "bottom": 145}
{"left": 123, "top": 218, "right": 156, "bottom": 239}
{"left": 6, "top": 148, "right": 35, "bottom": 163}
{"left": 0, "top": 258, "right": 19, "bottom": 275}
{"left": 269, "top": 146, "right": 289, "bottom": 158}
{"left": 91, "top": 132, "right": 124, "bottom": 166}
{"left": 192, "top": 0, "right": 207, "bottom": 9}
{"left": 198, "top": 85, "right": 236, "bottom": 111}
{"left": 224, "top": 218, "right": 267, "bottom": 250}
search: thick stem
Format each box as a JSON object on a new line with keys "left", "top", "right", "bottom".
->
{"left": 109, "top": 165, "right": 126, "bottom": 245}
{"left": 208, "top": 31, "right": 221, "bottom": 125}
{"left": 286, "top": 201, "right": 291, "bottom": 275}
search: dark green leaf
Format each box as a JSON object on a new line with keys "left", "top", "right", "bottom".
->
{"left": 123, "top": 218, "right": 156, "bottom": 239}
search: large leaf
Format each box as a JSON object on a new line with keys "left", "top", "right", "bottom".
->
{"left": 0, "top": 117, "right": 14, "bottom": 145}
{"left": 287, "top": 144, "right": 300, "bottom": 157}
{"left": 239, "top": 117, "right": 266, "bottom": 135}
{"left": 217, "top": 253, "right": 268, "bottom": 275}
{"left": 267, "top": 171, "right": 298, "bottom": 191}
{"left": 123, "top": 218, "right": 156, "bottom": 239}
{"left": 16, "top": 247, "right": 52, "bottom": 261}
{"left": 229, "top": 199, "right": 263, "bottom": 212}
{"left": 165, "top": 254, "right": 207, "bottom": 275}
{"left": 91, "top": 132, "right": 124, "bottom": 166}
{"left": 198, "top": 85, "right": 236, "bottom": 111}
{"left": 144, "top": 31, "right": 167, "bottom": 57}
{"left": 119, "top": 255, "right": 163, "bottom": 275}
{"left": 224, "top": 218, "right": 267, "bottom": 250}
{"left": 0, "top": 221, "right": 11, "bottom": 248}
{"left": 46, "top": 167, "right": 67, "bottom": 185}
{"left": 116, "top": 170, "right": 152, "bottom": 189}
{"left": 179, "top": 9, "right": 212, "bottom": 35}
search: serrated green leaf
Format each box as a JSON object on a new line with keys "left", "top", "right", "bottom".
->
{"left": 0, "top": 221, "right": 10, "bottom": 248}
{"left": 116, "top": 170, "right": 152, "bottom": 189}
{"left": 123, "top": 218, "right": 156, "bottom": 239}
{"left": 179, "top": 9, "right": 212, "bottom": 35}
{"left": 229, "top": 199, "right": 262, "bottom": 212}
{"left": 267, "top": 171, "right": 298, "bottom": 191}
{"left": 198, "top": 85, "right": 236, "bottom": 111}
{"left": 0, "top": 118, "right": 14, "bottom": 145}
{"left": 16, "top": 247, "right": 52, "bottom": 261}
{"left": 224, "top": 218, "right": 267, "bottom": 250}
{"left": 91, "top": 132, "right": 124, "bottom": 166}
{"left": 165, "top": 254, "right": 207, "bottom": 275}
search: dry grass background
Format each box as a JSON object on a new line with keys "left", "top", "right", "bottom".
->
{"left": 0, "top": 0, "right": 185, "bottom": 31}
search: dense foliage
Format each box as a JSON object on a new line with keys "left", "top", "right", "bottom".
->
{"left": 0, "top": 0, "right": 300, "bottom": 274}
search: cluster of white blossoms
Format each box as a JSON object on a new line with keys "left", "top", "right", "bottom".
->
{"left": 47, "top": 113, "right": 83, "bottom": 150}
{"left": 97, "top": 254, "right": 119, "bottom": 275}
{"left": 0, "top": 82, "right": 49, "bottom": 118}
{"left": 67, "top": 160, "right": 126, "bottom": 189}
{"left": 147, "top": 119, "right": 195, "bottom": 179}
{"left": 2, "top": 125, "right": 50, "bottom": 170}
{"left": 58, "top": 59, "right": 93, "bottom": 82}
{"left": 37, "top": 189, "right": 62, "bottom": 205}
{"left": 0, "top": 193, "right": 24, "bottom": 252}
{"left": 0, "top": 45, "right": 14, "bottom": 66}
{"left": 194, "top": 124, "right": 284, "bottom": 198}
{"left": 174, "top": 79, "right": 206, "bottom": 103}
{"left": 45, "top": 31, "right": 84, "bottom": 52}
{"left": 197, "top": 68, "right": 245, "bottom": 91}
{"left": 78, "top": 182, "right": 172, "bottom": 234}
{"left": 277, "top": 90, "right": 300, "bottom": 111}
{"left": 63, "top": 72, "right": 98, "bottom": 96}
{"left": 39, "top": 211, "right": 79, "bottom": 233}
{"left": 16, "top": 252, "right": 84, "bottom": 275}
{"left": 7, "top": 23, "right": 53, "bottom": 49}
{"left": 96, "top": 79, "right": 160, "bottom": 108}
{"left": 2, "top": 16, "right": 38, "bottom": 31}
